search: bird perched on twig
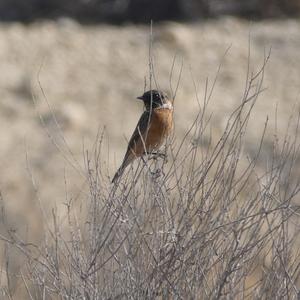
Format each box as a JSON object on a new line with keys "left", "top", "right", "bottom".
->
{"left": 112, "top": 90, "right": 173, "bottom": 183}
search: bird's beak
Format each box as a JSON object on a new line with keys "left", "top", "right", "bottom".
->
{"left": 137, "top": 95, "right": 144, "bottom": 101}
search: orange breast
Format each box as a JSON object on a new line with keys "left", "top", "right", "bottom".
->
{"left": 143, "top": 108, "right": 173, "bottom": 152}
{"left": 127, "top": 108, "right": 173, "bottom": 160}
{"left": 122, "top": 106, "right": 173, "bottom": 169}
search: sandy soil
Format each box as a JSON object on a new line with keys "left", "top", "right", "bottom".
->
{"left": 0, "top": 17, "right": 300, "bottom": 246}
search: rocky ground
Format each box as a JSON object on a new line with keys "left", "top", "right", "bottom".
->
{"left": 0, "top": 18, "right": 300, "bottom": 291}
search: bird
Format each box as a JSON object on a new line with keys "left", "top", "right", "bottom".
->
{"left": 112, "top": 89, "right": 174, "bottom": 183}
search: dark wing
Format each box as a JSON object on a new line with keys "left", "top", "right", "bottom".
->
{"left": 126, "top": 111, "right": 150, "bottom": 151}
{"left": 112, "top": 111, "right": 150, "bottom": 183}
{"left": 122, "top": 110, "right": 150, "bottom": 166}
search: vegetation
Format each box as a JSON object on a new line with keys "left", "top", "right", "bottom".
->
{"left": 1, "top": 44, "right": 300, "bottom": 299}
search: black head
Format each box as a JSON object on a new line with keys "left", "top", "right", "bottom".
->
{"left": 137, "top": 90, "right": 168, "bottom": 110}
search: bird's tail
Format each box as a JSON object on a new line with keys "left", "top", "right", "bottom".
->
{"left": 112, "top": 155, "right": 132, "bottom": 183}
{"left": 111, "top": 166, "right": 125, "bottom": 183}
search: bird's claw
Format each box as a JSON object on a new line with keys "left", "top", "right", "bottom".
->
{"left": 147, "top": 151, "right": 166, "bottom": 160}
{"left": 151, "top": 169, "right": 161, "bottom": 179}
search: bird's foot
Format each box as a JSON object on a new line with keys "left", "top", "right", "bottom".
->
{"left": 146, "top": 151, "right": 166, "bottom": 160}
{"left": 151, "top": 168, "right": 161, "bottom": 179}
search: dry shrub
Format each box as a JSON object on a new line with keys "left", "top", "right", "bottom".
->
{"left": 1, "top": 49, "right": 300, "bottom": 299}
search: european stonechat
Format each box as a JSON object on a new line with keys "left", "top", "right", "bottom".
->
{"left": 112, "top": 89, "right": 173, "bottom": 183}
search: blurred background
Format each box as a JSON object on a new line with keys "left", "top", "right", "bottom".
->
{"left": 1, "top": 0, "right": 300, "bottom": 296}
{"left": 1, "top": 0, "right": 300, "bottom": 22}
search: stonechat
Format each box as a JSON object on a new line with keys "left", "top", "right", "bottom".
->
{"left": 112, "top": 89, "right": 173, "bottom": 183}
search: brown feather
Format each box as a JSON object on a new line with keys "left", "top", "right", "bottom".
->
{"left": 112, "top": 99, "right": 173, "bottom": 183}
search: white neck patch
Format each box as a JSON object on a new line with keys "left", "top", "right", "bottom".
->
{"left": 160, "top": 101, "right": 173, "bottom": 110}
